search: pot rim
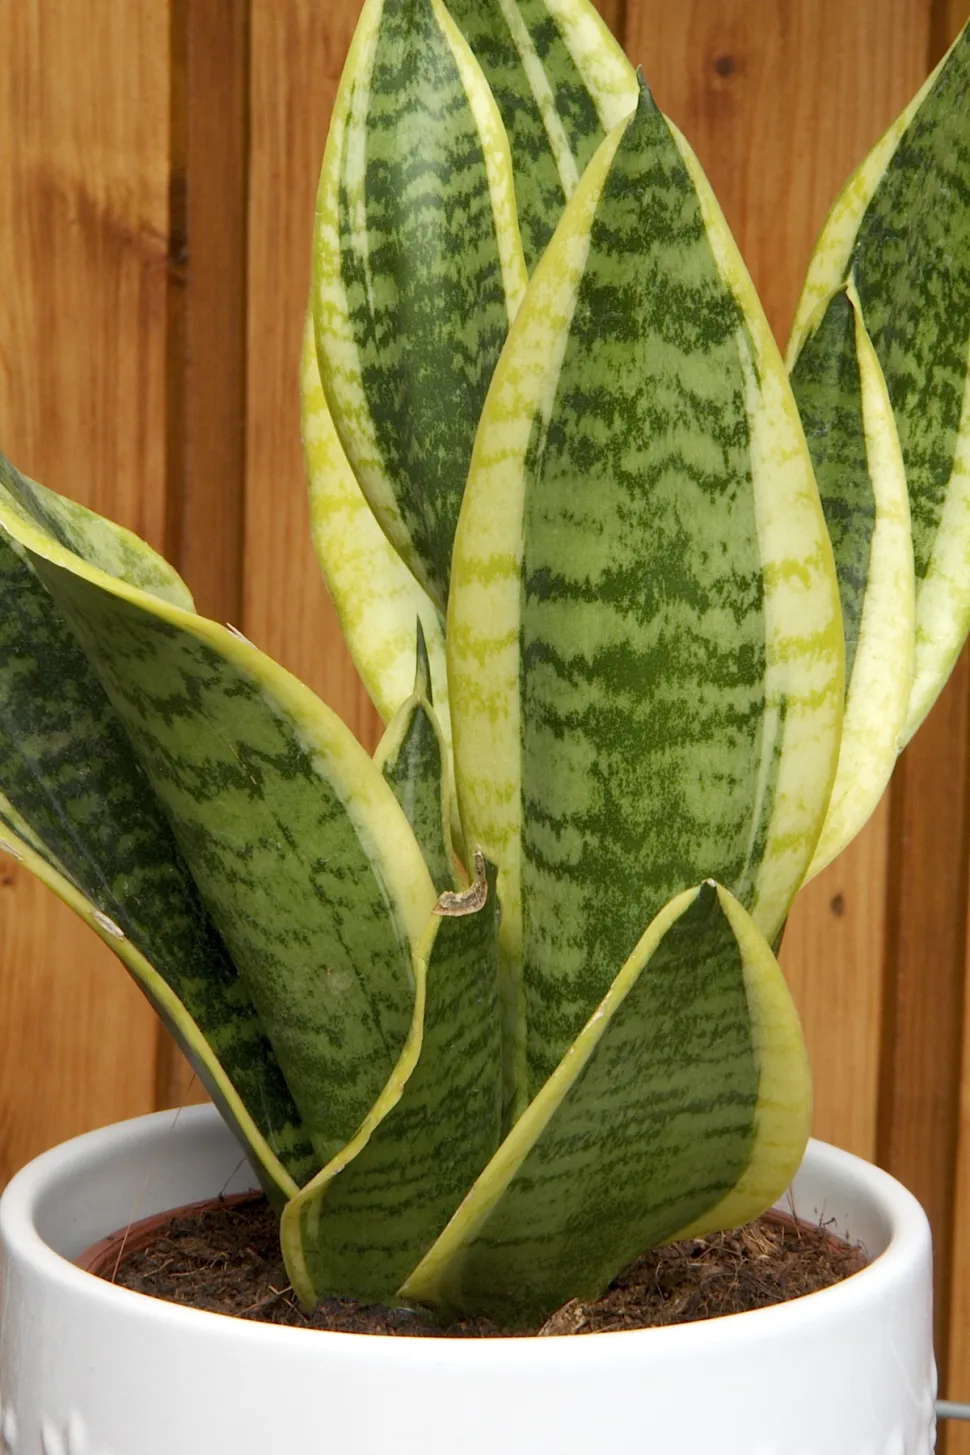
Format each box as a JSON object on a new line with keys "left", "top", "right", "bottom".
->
{"left": 0, "top": 1104, "right": 932, "bottom": 1357}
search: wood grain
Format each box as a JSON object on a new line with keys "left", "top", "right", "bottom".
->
{"left": 882, "top": 6, "right": 970, "bottom": 1412}
{"left": 0, "top": 0, "right": 170, "bottom": 1181}
{"left": 881, "top": 651, "right": 970, "bottom": 1378}
{"left": 154, "top": 0, "right": 252, "bottom": 1112}
{"left": 947, "top": 839, "right": 970, "bottom": 1445}
{"left": 245, "top": 0, "right": 381, "bottom": 748}
{"left": 0, "top": 870, "right": 158, "bottom": 1185}
{"left": 166, "top": 0, "right": 249, "bottom": 622}
{"left": 781, "top": 800, "right": 891, "bottom": 1161}
{"left": 931, "top": 3, "right": 970, "bottom": 1434}
{"left": 942, "top": 907, "right": 970, "bottom": 1443}
{"left": 922, "top": 0, "right": 970, "bottom": 1436}
{"left": 932, "top": 0, "right": 970, "bottom": 59}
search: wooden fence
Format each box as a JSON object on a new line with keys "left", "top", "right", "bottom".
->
{"left": 1, "top": 0, "right": 969, "bottom": 1429}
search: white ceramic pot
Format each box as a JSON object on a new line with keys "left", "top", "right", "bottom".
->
{"left": 0, "top": 1104, "right": 936, "bottom": 1455}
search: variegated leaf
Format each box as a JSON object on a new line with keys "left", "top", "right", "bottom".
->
{"left": 0, "top": 476, "right": 437, "bottom": 1171}
{"left": 789, "top": 22, "right": 970, "bottom": 742}
{"left": 374, "top": 622, "right": 457, "bottom": 891}
{"left": 312, "top": 0, "right": 528, "bottom": 612}
{"left": 0, "top": 814, "right": 309, "bottom": 1204}
{"left": 445, "top": 0, "right": 637, "bottom": 271}
{"left": 400, "top": 881, "right": 810, "bottom": 1328}
{"left": 0, "top": 475, "right": 314, "bottom": 1199}
{"left": 790, "top": 284, "right": 915, "bottom": 875}
{"left": 300, "top": 310, "right": 452, "bottom": 746}
{"left": 448, "top": 85, "right": 843, "bottom": 1108}
{"left": 281, "top": 857, "right": 501, "bottom": 1306}
{"left": 0, "top": 456, "right": 193, "bottom": 609}
{"left": 0, "top": 786, "right": 72, "bottom": 876}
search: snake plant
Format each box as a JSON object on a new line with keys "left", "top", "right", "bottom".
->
{"left": 2, "top": 0, "right": 969, "bottom": 1330}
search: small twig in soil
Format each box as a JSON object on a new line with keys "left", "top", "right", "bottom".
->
{"left": 239, "top": 1284, "right": 295, "bottom": 1317}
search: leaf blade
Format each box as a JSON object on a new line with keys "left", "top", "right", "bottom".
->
{"left": 0, "top": 504, "right": 314, "bottom": 1196}
{"left": 449, "top": 90, "right": 842, "bottom": 1099}
{"left": 445, "top": 0, "right": 637, "bottom": 270}
{"left": 300, "top": 310, "right": 452, "bottom": 744}
{"left": 790, "top": 284, "right": 915, "bottom": 875}
{"left": 313, "top": 0, "right": 528, "bottom": 610}
{"left": 0, "top": 484, "right": 437, "bottom": 1170}
{"left": 789, "top": 23, "right": 970, "bottom": 740}
{"left": 374, "top": 626, "right": 457, "bottom": 892}
{"left": 282, "top": 858, "right": 501, "bottom": 1305}
{"left": 0, "top": 455, "right": 194, "bottom": 610}
{"left": 400, "top": 881, "right": 810, "bottom": 1327}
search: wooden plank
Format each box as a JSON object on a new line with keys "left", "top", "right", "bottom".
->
{"left": 881, "top": 651, "right": 970, "bottom": 1374}
{"left": 881, "top": 4, "right": 970, "bottom": 1411}
{"left": 927, "top": 2, "right": 970, "bottom": 1438}
{"left": 166, "top": 0, "right": 249, "bottom": 624}
{"left": 154, "top": 0, "right": 251, "bottom": 1112}
{"left": 932, "top": 0, "right": 970, "bottom": 58}
{"left": 245, "top": 0, "right": 382, "bottom": 749}
{"left": 0, "top": 0, "right": 171, "bottom": 1182}
{"left": 781, "top": 802, "right": 890, "bottom": 1162}
{"left": 947, "top": 833, "right": 970, "bottom": 1442}
{"left": 0, "top": 872, "right": 158, "bottom": 1184}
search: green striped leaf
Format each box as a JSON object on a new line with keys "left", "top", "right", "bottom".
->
{"left": 445, "top": 0, "right": 637, "bottom": 272}
{"left": 374, "top": 622, "right": 457, "bottom": 891}
{"left": 300, "top": 310, "right": 452, "bottom": 749}
{"left": 790, "top": 283, "right": 915, "bottom": 876}
{"left": 448, "top": 85, "right": 843, "bottom": 1105}
{"left": 0, "top": 456, "right": 193, "bottom": 609}
{"left": 0, "top": 814, "right": 311, "bottom": 1198}
{"left": 0, "top": 482, "right": 437, "bottom": 1171}
{"left": 789, "top": 22, "right": 970, "bottom": 742}
{"left": 0, "top": 815, "right": 309, "bottom": 1206}
{"left": 0, "top": 490, "right": 314, "bottom": 1199}
{"left": 312, "top": 0, "right": 528, "bottom": 612}
{"left": 400, "top": 881, "right": 810, "bottom": 1328}
{"left": 0, "top": 786, "right": 72, "bottom": 877}
{"left": 281, "top": 856, "right": 501, "bottom": 1305}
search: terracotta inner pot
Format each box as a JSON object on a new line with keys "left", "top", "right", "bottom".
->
{"left": 74, "top": 1190, "right": 867, "bottom": 1339}
{"left": 75, "top": 1189, "right": 264, "bottom": 1278}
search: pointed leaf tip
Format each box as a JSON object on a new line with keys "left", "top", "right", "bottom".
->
{"left": 635, "top": 67, "right": 657, "bottom": 111}
{"left": 414, "top": 616, "right": 432, "bottom": 704}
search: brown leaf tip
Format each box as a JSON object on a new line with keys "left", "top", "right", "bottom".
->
{"left": 433, "top": 848, "right": 488, "bottom": 917}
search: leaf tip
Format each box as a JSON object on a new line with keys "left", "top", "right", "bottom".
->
{"left": 414, "top": 615, "right": 432, "bottom": 703}
{"left": 433, "top": 848, "right": 487, "bottom": 916}
{"left": 635, "top": 67, "right": 658, "bottom": 113}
